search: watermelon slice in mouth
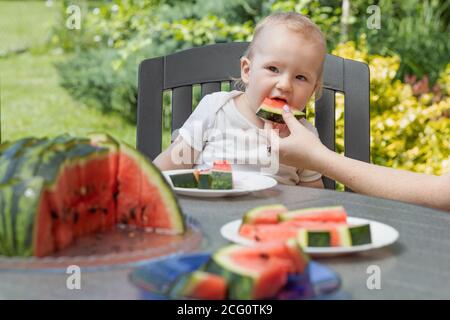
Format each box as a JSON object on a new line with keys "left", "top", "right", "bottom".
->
{"left": 256, "top": 97, "right": 305, "bottom": 124}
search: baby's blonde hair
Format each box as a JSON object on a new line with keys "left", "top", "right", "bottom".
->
{"left": 235, "top": 12, "right": 327, "bottom": 99}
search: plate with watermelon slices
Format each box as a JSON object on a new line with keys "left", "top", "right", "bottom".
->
{"left": 129, "top": 251, "right": 342, "bottom": 300}
{"left": 163, "top": 170, "right": 277, "bottom": 198}
{"left": 220, "top": 217, "right": 399, "bottom": 257}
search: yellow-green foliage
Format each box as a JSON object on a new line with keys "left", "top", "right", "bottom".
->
{"left": 332, "top": 37, "right": 450, "bottom": 175}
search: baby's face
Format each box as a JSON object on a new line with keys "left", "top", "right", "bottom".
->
{"left": 241, "top": 24, "right": 325, "bottom": 111}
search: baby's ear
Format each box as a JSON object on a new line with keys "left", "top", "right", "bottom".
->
{"left": 240, "top": 57, "right": 251, "bottom": 84}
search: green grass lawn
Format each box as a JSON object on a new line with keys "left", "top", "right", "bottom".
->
{"left": 0, "top": 0, "right": 55, "bottom": 54}
{"left": 0, "top": 0, "right": 136, "bottom": 146}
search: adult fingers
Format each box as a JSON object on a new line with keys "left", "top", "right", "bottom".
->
{"left": 281, "top": 105, "right": 303, "bottom": 134}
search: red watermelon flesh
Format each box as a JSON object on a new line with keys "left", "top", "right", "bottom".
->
{"left": 49, "top": 152, "right": 118, "bottom": 251}
{"left": 239, "top": 223, "right": 299, "bottom": 242}
{"left": 242, "top": 204, "right": 288, "bottom": 225}
{"left": 33, "top": 192, "right": 55, "bottom": 257}
{"left": 225, "top": 241, "right": 310, "bottom": 298}
{"left": 232, "top": 241, "right": 308, "bottom": 274}
{"left": 240, "top": 221, "right": 347, "bottom": 247}
{"left": 117, "top": 144, "right": 184, "bottom": 233}
{"left": 280, "top": 206, "right": 347, "bottom": 223}
{"left": 231, "top": 253, "right": 290, "bottom": 299}
{"left": 281, "top": 221, "right": 346, "bottom": 247}
{"left": 191, "top": 274, "right": 227, "bottom": 300}
{"left": 212, "top": 160, "right": 231, "bottom": 172}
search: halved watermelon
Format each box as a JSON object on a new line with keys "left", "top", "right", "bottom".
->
{"left": 168, "top": 270, "right": 227, "bottom": 300}
{"left": 0, "top": 134, "right": 185, "bottom": 257}
{"left": 256, "top": 98, "right": 305, "bottom": 124}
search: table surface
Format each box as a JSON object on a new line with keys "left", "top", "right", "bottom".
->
{"left": 1, "top": 184, "right": 449, "bottom": 299}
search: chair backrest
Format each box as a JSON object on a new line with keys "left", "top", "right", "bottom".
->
{"left": 137, "top": 42, "right": 370, "bottom": 190}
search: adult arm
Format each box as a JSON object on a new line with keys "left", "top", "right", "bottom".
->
{"left": 277, "top": 107, "right": 450, "bottom": 212}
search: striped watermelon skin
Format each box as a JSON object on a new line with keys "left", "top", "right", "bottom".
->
{"left": 0, "top": 134, "right": 185, "bottom": 257}
{"left": 168, "top": 270, "right": 227, "bottom": 300}
{"left": 256, "top": 98, "right": 305, "bottom": 124}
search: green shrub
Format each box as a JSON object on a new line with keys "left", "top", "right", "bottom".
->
{"left": 332, "top": 39, "right": 449, "bottom": 175}
{"left": 56, "top": 48, "right": 138, "bottom": 122}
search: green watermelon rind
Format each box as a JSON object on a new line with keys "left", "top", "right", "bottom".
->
{"left": 256, "top": 106, "right": 305, "bottom": 124}
{"left": 297, "top": 229, "right": 332, "bottom": 247}
{"left": 337, "top": 224, "right": 372, "bottom": 246}
{"left": 279, "top": 205, "right": 345, "bottom": 221}
{"left": 170, "top": 173, "right": 198, "bottom": 188}
{"left": 0, "top": 177, "right": 45, "bottom": 257}
{"left": 203, "top": 245, "right": 256, "bottom": 300}
{"left": 168, "top": 270, "right": 224, "bottom": 299}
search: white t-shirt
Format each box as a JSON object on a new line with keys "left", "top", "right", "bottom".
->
{"left": 176, "top": 90, "right": 322, "bottom": 185}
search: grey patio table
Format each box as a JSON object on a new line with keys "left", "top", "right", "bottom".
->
{"left": 1, "top": 184, "right": 449, "bottom": 299}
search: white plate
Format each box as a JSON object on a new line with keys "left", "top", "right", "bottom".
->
{"left": 220, "top": 217, "right": 399, "bottom": 257}
{"left": 163, "top": 170, "right": 278, "bottom": 198}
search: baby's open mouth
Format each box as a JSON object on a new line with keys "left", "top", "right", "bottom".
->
{"left": 271, "top": 97, "right": 287, "bottom": 104}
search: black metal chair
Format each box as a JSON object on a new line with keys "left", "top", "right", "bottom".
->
{"left": 137, "top": 42, "right": 370, "bottom": 190}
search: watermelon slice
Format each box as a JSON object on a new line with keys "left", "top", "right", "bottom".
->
{"left": 242, "top": 204, "right": 288, "bottom": 225}
{"left": 256, "top": 98, "right": 305, "bottom": 124}
{"left": 168, "top": 270, "right": 227, "bottom": 300}
{"left": 210, "top": 160, "right": 233, "bottom": 190}
{"left": 239, "top": 223, "right": 299, "bottom": 242}
{"left": 279, "top": 206, "right": 348, "bottom": 223}
{"left": 297, "top": 229, "right": 332, "bottom": 247}
{"left": 336, "top": 224, "right": 372, "bottom": 246}
{"left": 169, "top": 172, "right": 198, "bottom": 188}
{"left": 203, "top": 241, "right": 309, "bottom": 299}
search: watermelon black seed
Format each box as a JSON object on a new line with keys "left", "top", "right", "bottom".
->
{"left": 113, "top": 191, "right": 119, "bottom": 200}
{"left": 50, "top": 210, "right": 59, "bottom": 220}
{"left": 259, "top": 253, "right": 269, "bottom": 259}
{"left": 88, "top": 207, "right": 97, "bottom": 214}
{"left": 120, "top": 216, "right": 129, "bottom": 225}
{"left": 102, "top": 208, "right": 108, "bottom": 215}
{"left": 130, "top": 208, "right": 136, "bottom": 219}
{"left": 140, "top": 206, "right": 147, "bottom": 220}
{"left": 73, "top": 212, "right": 79, "bottom": 224}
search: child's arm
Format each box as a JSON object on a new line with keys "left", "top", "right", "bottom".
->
{"left": 153, "top": 136, "right": 200, "bottom": 171}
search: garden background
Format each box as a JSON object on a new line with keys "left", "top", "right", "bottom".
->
{"left": 0, "top": 0, "right": 449, "bottom": 178}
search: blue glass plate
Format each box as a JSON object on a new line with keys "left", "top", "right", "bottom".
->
{"left": 129, "top": 253, "right": 341, "bottom": 300}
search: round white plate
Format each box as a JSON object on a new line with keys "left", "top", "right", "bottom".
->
{"left": 220, "top": 217, "right": 399, "bottom": 257}
{"left": 163, "top": 170, "right": 277, "bottom": 198}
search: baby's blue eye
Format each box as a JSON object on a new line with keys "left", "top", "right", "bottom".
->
{"left": 296, "top": 75, "right": 307, "bottom": 81}
{"left": 267, "top": 66, "right": 278, "bottom": 73}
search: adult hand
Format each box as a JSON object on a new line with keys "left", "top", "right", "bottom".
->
{"left": 266, "top": 105, "right": 328, "bottom": 169}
